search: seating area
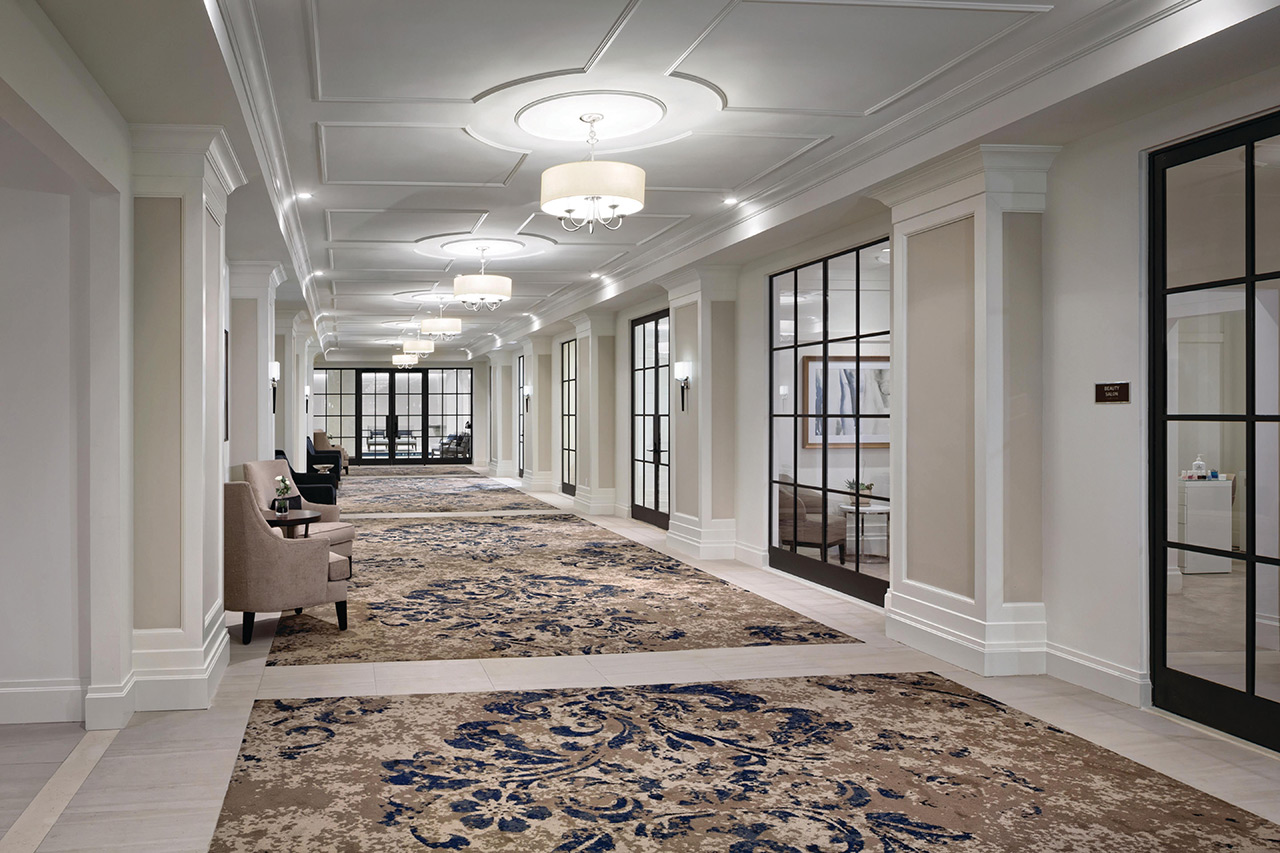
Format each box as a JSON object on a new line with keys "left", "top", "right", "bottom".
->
{"left": 312, "top": 431, "right": 349, "bottom": 474}
{"left": 228, "top": 459, "right": 358, "bottom": 643}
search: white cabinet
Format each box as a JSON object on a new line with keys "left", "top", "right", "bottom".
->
{"left": 1178, "top": 479, "right": 1233, "bottom": 573}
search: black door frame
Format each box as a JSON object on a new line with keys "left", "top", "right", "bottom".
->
{"left": 631, "top": 310, "right": 670, "bottom": 529}
{"left": 1149, "top": 107, "right": 1280, "bottom": 751}
{"left": 561, "top": 338, "right": 578, "bottom": 497}
{"left": 350, "top": 367, "right": 474, "bottom": 465}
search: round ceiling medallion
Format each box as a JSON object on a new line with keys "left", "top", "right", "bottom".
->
{"left": 394, "top": 289, "right": 451, "bottom": 304}
{"left": 436, "top": 238, "right": 525, "bottom": 258}
{"left": 517, "top": 91, "right": 665, "bottom": 142}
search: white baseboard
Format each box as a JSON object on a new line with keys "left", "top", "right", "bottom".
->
{"left": 735, "top": 541, "right": 768, "bottom": 568}
{"left": 130, "top": 609, "right": 230, "bottom": 713}
{"left": 1257, "top": 613, "right": 1279, "bottom": 651}
{"left": 1046, "top": 641, "right": 1151, "bottom": 707}
{"left": 885, "top": 587, "right": 1047, "bottom": 676}
{"left": 489, "top": 460, "right": 516, "bottom": 478}
{"left": 521, "top": 471, "right": 556, "bottom": 492}
{"left": 1167, "top": 567, "right": 1184, "bottom": 595}
{"left": 573, "top": 485, "right": 616, "bottom": 515}
{"left": 666, "top": 514, "right": 738, "bottom": 560}
{"left": 0, "top": 677, "right": 88, "bottom": 724}
{"left": 84, "top": 672, "right": 137, "bottom": 730}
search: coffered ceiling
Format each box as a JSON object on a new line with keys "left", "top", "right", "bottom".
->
{"left": 35, "top": 0, "right": 1280, "bottom": 363}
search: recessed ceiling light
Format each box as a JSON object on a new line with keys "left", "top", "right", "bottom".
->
{"left": 296, "top": 192, "right": 313, "bottom": 200}
{"left": 723, "top": 197, "right": 738, "bottom": 205}
{"left": 590, "top": 272, "right": 601, "bottom": 279}
{"left": 314, "top": 270, "right": 325, "bottom": 277}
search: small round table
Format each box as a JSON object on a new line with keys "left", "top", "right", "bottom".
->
{"left": 265, "top": 509, "right": 321, "bottom": 538}
{"left": 839, "top": 502, "right": 890, "bottom": 556}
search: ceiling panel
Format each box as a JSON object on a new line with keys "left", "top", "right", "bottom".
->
{"left": 320, "top": 125, "right": 527, "bottom": 186}
{"left": 673, "top": 1, "right": 1037, "bottom": 115}
{"left": 605, "top": 132, "right": 828, "bottom": 191}
{"left": 310, "top": 0, "right": 638, "bottom": 101}
{"left": 326, "top": 209, "right": 489, "bottom": 243}
{"left": 329, "top": 248, "right": 453, "bottom": 272}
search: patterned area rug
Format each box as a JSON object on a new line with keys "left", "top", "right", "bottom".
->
{"left": 269, "top": 514, "right": 853, "bottom": 666}
{"left": 209, "top": 672, "right": 1280, "bottom": 852}
{"left": 338, "top": 477, "right": 555, "bottom": 513}
{"left": 346, "top": 464, "right": 481, "bottom": 478}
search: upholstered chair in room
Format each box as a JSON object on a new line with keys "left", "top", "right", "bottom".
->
{"left": 274, "top": 450, "right": 338, "bottom": 501}
{"left": 243, "top": 459, "right": 356, "bottom": 562}
{"left": 777, "top": 476, "right": 847, "bottom": 564}
{"left": 306, "top": 436, "right": 343, "bottom": 484}
{"left": 224, "top": 481, "right": 349, "bottom": 644}
{"left": 313, "top": 430, "right": 349, "bottom": 473}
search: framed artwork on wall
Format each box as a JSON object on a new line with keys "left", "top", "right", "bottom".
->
{"left": 801, "top": 355, "right": 889, "bottom": 448}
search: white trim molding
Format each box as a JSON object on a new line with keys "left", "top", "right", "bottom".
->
{"left": 0, "top": 678, "right": 89, "bottom": 725}
{"left": 667, "top": 515, "right": 738, "bottom": 560}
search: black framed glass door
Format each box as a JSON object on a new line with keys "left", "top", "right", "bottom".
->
{"left": 1150, "top": 109, "right": 1280, "bottom": 751}
{"left": 631, "top": 311, "right": 670, "bottom": 529}
{"left": 517, "top": 355, "right": 526, "bottom": 478}
{"left": 348, "top": 367, "right": 473, "bottom": 465}
{"left": 562, "top": 338, "right": 578, "bottom": 496}
{"left": 768, "top": 239, "right": 892, "bottom": 606}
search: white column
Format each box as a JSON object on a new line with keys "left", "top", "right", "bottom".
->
{"left": 662, "top": 268, "right": 740, "bottom": 558}
{"left": 873, "top": 144, "right": 1058, "bottom": 678}
{"left": 487, "top": 351, "right": 517, "bottom": 478}
{"left": 570, "top": 313, "right": 618, "bottom": 515}
{"left": 521, "top": 337, "right": 555, "bottom": 492}
{"left": 228, "top": 262, "right": 283, "bottom": 473}
{"left": 129, "top": 124, "right": 245, "bottom": 714}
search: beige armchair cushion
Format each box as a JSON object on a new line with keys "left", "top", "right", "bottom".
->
{"left": 314, "top": 430, "right": 349, "bottom": 472}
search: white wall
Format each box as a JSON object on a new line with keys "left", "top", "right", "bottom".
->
{"left": 0, "top": 185, "right": 80, "bottom": 719}
{"left": 1040, "top": 64, "right": 1280, "bottom": 700}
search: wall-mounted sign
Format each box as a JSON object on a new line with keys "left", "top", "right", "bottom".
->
{"left": 1095, "top": 382, "right": 1130, "bottom": 403}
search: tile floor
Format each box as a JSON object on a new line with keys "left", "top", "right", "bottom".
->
{"left": 2, "top": 480, "right": 1279, "bottom": 851}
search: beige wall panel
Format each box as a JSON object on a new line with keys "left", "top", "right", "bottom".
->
{"left": 1003, "top": 212, "right": 1044, "bottom": 603}
{"left": 673, "top": 303, "right": 700, "bottom": 518}
{"left": 905, "top": 216, "right": 975, "bottom": 598}
{"left": 132, "top": 196, "right": 183, "bottom": 629}
{"left": 711, "top": 301, "right": 737, "bottom": 520}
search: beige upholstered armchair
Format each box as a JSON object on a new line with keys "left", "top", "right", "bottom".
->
{"left": 313, "top": 430, "right": 349, "bottom": 473}
{"left": 777, "top": 476, "right": 847, "bottom": 564}
{"left": 224, "top": 481, "right": 350, "bottom": 644}
{"left": 242, "top": 459, "right": 356, "bottom": 563}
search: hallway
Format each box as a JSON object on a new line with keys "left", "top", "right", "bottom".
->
{"left": 2, "top": 471, "right": 1279, "bottom": 850}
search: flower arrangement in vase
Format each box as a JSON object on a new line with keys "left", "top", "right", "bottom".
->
{"left": 844, "top": 479, "right": 874, "bottom": 506}
{"left": 273, "top": 475, "right": 292, "bottom": 515}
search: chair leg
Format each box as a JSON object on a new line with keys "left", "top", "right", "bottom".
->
{"left": 336, "top": 600, "right": 348, "bottom": 630}
{"left": 242, "top": 612, "right": 255, "bottom": 645}
{"left": 838, "top": 543, "right": 847, "bottom": 565}
{"left": 294, "top": 608, "right": 303, "bottom": 615}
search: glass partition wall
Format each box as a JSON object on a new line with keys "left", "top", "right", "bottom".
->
{"left": 1150, "top": 109, "right": 1280, "bottom": 750}
{"left": 631, "top": 311, "right": 670, "bottom": 529}
{"left": 561, "top": 338, "right": 578, "bottom": 496}
{"left": 313, "top": 367, "right": 473, "bottom": 465}
{"left": 769, "top": 239, "right": 891, "bottom": 605}
{"left": 517, "top": 355, "right": 526, "bottom": 479}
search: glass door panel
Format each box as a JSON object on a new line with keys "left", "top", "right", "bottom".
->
{"left": 360, "top": 370, "right": 392, "bottom": 461}
{"left": 392, "top": 371, "right": 423, "bottom": 461}
{"left": 1152, "top": 108, "right": 1280, "bottom": 751}
{"left": 631, "top": 311, "right": 669, "bottom": 528}
{"left": 561, "top": 339, "right": 577, "bottom": 496}
{"left": 517, "top": 356, "right": 526, "bottom": 478}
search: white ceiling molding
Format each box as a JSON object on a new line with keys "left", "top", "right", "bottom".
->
{"left": 324, "top": 209, "right": 490, "bottom": 243}
{"left": 306, "top": 0, "right": 643, "bottom": 104}
{"left": 316, "top": 123, "right": 529, "bottom": 187}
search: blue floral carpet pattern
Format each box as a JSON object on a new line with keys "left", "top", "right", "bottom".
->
{"left": 268, "top": 514, "right": 854, "bottom": 666}
{"left": 338, "top": 476, "right": 555, "bottom": 513}
{"left": 209, "top": 672, "right": 1280, "bottom": 852}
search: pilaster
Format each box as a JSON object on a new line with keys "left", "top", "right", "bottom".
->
{"left": 128, "top": 124, "right": 244, "bottom": 716}
{"left": 487, "top": 350, "right": 518, "bottom": 478}
{"left": 872, "top": 145, "right": 1058, "bottom": 679}
{"left": 229, "top": 262, "right": 284, "bottom": 473}
{"left": 521, "top": 337, "right": 555, "bottom": 492}
{"left": 570, "top": 313, "right": 617, "bottom": 515}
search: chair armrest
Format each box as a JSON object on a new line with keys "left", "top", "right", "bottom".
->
{"left": 293, "top": 469, "right": 338, "bottom": 489}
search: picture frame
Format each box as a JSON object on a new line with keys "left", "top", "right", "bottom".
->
{"left": 800, "top": 355, "right": 890, "bottom": 449}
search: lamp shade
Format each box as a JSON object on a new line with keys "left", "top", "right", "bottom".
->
{"left": 540, "top": 160, "right": 645, "bottom": 219}
{"left": 453, "top": 273, "right": 512, "bottom": 304}
{"left": 268, "top": 361, "right": 281, "bottom": 382}
{"left": 403, "top": 339, "right": 435, "bottom": 355}
{"left": 420, "top": 316, "right": 462, "bottom": 335}
{"left": 392, "top": 353, "right": 418, "bottom": 368}
{"left": 673, "top": 361, "right": 692, "bottom": 382}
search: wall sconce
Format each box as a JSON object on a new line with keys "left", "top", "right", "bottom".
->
{"left": 304, "top": 384, "right": 311, "bottom": 414}
{"left": 269, "top": 361, "right": 280, "bottom": 414}
{"left": 778, "top": 385, "right": 790, "bottom": 399}
{"left": 673, "top": 361, "right": 692, "bottom": 412}
{"left": 522, "top": 384, "right": 533, "bottom": 412}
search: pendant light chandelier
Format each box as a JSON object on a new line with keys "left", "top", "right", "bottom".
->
{"left": 420, "top": 301, "right": 462, "bottom": 340}
{"left": 540, "top": 113, "right": 645, "bottom": 233}
{"left": 452, "top": 246, "right": 512, "bottom": 311}
{"left": 403, "top": 337, "right": 435, "bottom": 356}
{"left": 392, "top": 353, "right": 418, "bottom": 369}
